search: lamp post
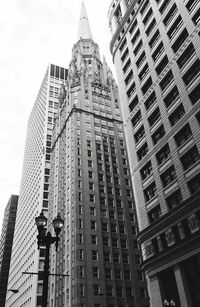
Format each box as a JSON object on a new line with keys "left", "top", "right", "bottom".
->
{"left": 35, "top": 211, "right": 64, "bottom": 307}
{"left": 164, "top": 299, "right": 176, "bottom": 306}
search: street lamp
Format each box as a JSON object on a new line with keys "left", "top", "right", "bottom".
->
{"left": 35, "top": 211, "right": 64, "bottom": 307}
{"left": 164, "top": 299, "right": 176, "bottom": 306}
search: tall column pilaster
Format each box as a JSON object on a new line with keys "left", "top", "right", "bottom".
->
{"left": 148, "top": 274, "right": 163, "bottom": 307}
{"left": 174, "top": 265, "right": 193, "bottom": 307}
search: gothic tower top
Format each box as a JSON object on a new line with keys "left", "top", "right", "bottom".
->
{"left": 77, "top": 1, "right": 93, "bottom": 40}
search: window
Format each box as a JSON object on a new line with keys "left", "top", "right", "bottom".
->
{"left": 134, "top": 39, "right": 143, "bottom": 56}
{"left": 119, "top": 38, "right": 127, "bottom": 52}
{"left": 116, "top": 287, "right": 123, "bottom": 298}
{"left": 177, "top": 43, "right": 195, "bottom": 68}
{"left": 148, "top": 205, "right": 161, "bottom": 223}
{"left": 169, "top": 104, "right": 185, "bottom": 126}
{"left": 127, "top": 82, "right": 136, "bottom": 98}
{"left": 113, "top": 253, "right": 120, "bottom": 263}
{"left": 181, "top": 146, "right": 200, "bottom": 170}
{"left": 186, "top": 0, "right": 199, "bottom": 13}
{"left": 106, "top": 286, "right": 113, "bottom": 297}
{"left": 152, "top": 125, "right": 165, "bottom": 144}
{"left": 89, "top": 182, "right": 94, "bottom": 190}
{"left": 125, "top": 70, "right": 133, "bottom": 86}
{"left": 122, "top": 254, "right": 129, "bottom": 263}
{"left": 144, "top": 182, "right": 157, "bottom": 202}
{"left": 88, "top": 160, "right": 93, "bottom": 167}
{"left": 152, "top": 42, "right": 164, "bottom": 62}
{"left": 91, "top": 235, "right": 97, "bottom": 245}
{"left": 79, "top": 234, "right": 83, "bottom": 244}
{"left": 115, "top": 269, "right": 121, "bottom": 279}
{"left": 129, "top": 20, "right": 137, "bottom": 34}
{"left": 166, "top": 189, "right": 182, "bottom": 209}
{"left": 163, "top": 3, "right": 178, "bottom": 27}
{"left": 123, "top": 58, "right": 131, "bottom": 74}
{"left": 90, "top": 194, "right": 95, "bottom": 202}
{"left": 159, "top": 70, "right": 174, "bottom": 91}
{"left": 182, "top": 59, "right": 200, "bottom": 85}
{"left": 103, "top": 237, "right": 109, "bottom": 247}
{"left": 112, "top": 238, "right": 118, "bottom": 248}
{"left": 121, "top": 47, "right": 129, "bottom": 62}
{"left": 93, "top": 267, "right": 99, "bottom": 278}
{"left": 164, "top": 85, "right": 179, "bottom": 108}
{"left": 148, "top": 107, "right": 160, "bottom": 126}
{"left": 131, "top": 29, "right": 140, "bottom": 46}
{"left": 192, "top": 7, "right": 200, "bottom": 25}
{"left": 134, "top": 125, "right": 145, "bottom": 143}
{"left": 80, "top": 249, "right": 84, "bottom": 260}
{"left": 104, "top": 252, "right": 110, "bottom": 262}
{"left": 187, "top": 174, "right": 200, "bottom": 194}
{"left": 91, "top": 220, "right": 96, "bottom": 230}
{"left": 93, "top": 285, "right": 100, "bottom": 296}
{"left": 156, "top": 144, "right": 170, "bottom": 165}
{"left": 149, "top": 30, "right": 160, "bottom": 49}
{"left": 90, "top": 207, "right": 96, "bottom": 216}
{"left": 167, "top": 15, "right": 183, "bottom": 40}
{"left": 88, "top": 171, "right": 93, "bottom": 179}
{"left": 137, "top": 142, "right": 148, "bottom": 161}
{"left": 111, "top": 224, "right": 116, "bottom": 233}
{"left": 105, "top": 268, "right": 112, "bottom": 279}
{"left": 139, "top": 63, "right": 149, "bottom": 81}
{"left": 140, "top": 161, "right": 152, "bottom": 180}
{"left": 136, "top": 51, "right": 146, "bottom": 68}
{"left": 121, "top": 239, "right": 127, "bottom": 249}
{"left": 189, "top": 82, "right": 200, "bottom": 105}
{"left": 156, "top": 55, "right": 169, "bottom": 75}
{"left": 144, "top": 91, "right": 156, "bottom": 110}
{"left": 146, "top": 18, "right": 156, "bottom": 36}
{"left": 196, "top": 111, "right": 200, "bottom": 124}
{"left": 172, "top": 28, "right": 189, "bottom": 53}
{"left": 143, "top": 8, "right": 153, "bottom": 25}
{"left": 92, "top": 250, "right": 98, "bottom": 261}
{"left": 174, "top": 124, "right": 192, "bottom": 147}
{"left": 140, "top": 0, "right": 149, "bottom": 15}
{"left": 159, "top": 0, "right": 170, "bottom": 14}
{"left": 131, "top": 110, "right": 141, "bottom": 128}
{"left": 80, "top": 266, "right": 84, "bottom": 278}
{"left": 129, "top": 95, "right": 139, "bottom": 112}
{"left": 161, "top": 165, "right": 177, "bottom": 187}
{"left": 141, "top": 77, "right": 152, "bottom": 95}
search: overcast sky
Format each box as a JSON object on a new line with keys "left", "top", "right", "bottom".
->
{"left": 0, "top": 0, "right": 116, "bottom": 231}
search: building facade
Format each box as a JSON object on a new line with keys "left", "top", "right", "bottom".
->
{"left": 0, "top": 195, "right": 18, "bottom": 306}
{"left": 108, "top": 0, "right": 200, "bottom": 306}
{"left": 6, "top": 64, "right": 68, "bottom": 307}
{"left": 48, "top": 2, "right": 148, "bottom": 307}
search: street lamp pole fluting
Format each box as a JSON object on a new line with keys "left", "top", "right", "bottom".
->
{"left": 35, "top": 211, "right": 64, "bottom": 307}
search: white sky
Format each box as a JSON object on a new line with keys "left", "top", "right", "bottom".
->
{"left": 0, "top": 0, "right": 116, "bottom": 230}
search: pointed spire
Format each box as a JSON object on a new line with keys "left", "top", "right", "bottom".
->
{"left": 78, "top": 1, "right": 93, "bottom": 40}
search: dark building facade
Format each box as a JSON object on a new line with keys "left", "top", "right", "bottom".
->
{"left": 108, "top": 0, "right": 200, "bottom": 306}
{"left": 0, "top": 195, "right": 18, "bottom": 306}
{"left": 48, "top": 2, "right": 149, "bottom": 307}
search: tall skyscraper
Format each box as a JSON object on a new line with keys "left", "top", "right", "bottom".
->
{"left": 108, "top": 0, "right": 200, "bottom": 306}
{"left": 6, "top": 64, "right": 68, "bottom": 307}
{"left": 0, "top": 195, "right": 18, "bottom": 306}
{"left": 48, "top": 2, "right": 148, "bottom": 307}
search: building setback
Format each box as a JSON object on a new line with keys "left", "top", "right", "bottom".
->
{"left": 6, "top": 64, "right": 68, "bottom": 307}
{"left": 0, "top": 195, "right": 18, "bottom": 306}
{"left": 48, "top": 2, "right": 149, "bottom": 307}
{"left": 108, "top": 0, "right": 200, "bottom": 306}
